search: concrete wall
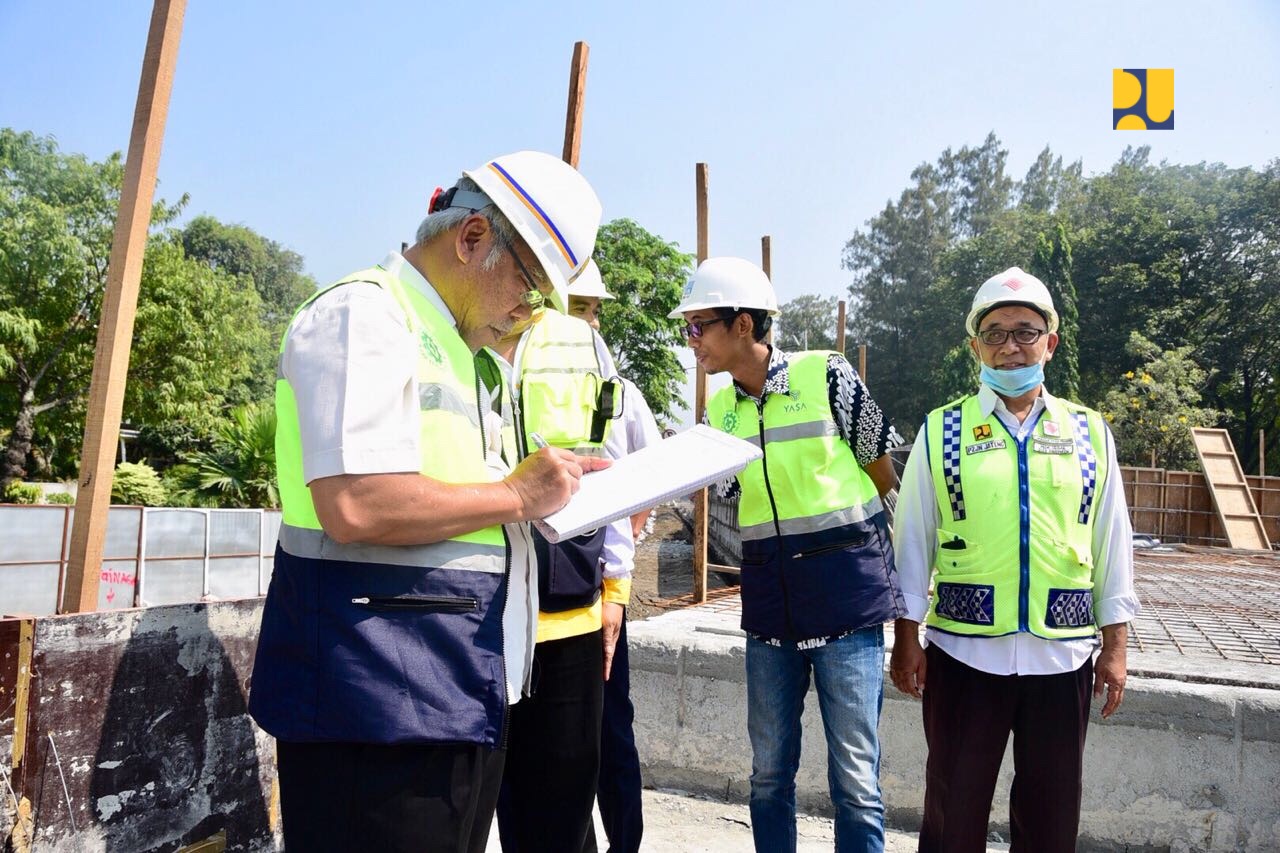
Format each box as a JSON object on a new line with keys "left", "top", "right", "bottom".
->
{"left": 629, "top": 610, "right": 1280, "bottom": 852}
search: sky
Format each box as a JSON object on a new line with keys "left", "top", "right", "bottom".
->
{"left": 2, "top": 0, "right": 1278, "bottom": 421}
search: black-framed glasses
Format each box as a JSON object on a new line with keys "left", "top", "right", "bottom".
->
{"left": 506, "top": 246, "right": 548, "bottom": 309}
{"left": 977, "top": 327, "right": 1048, "bottom": 346}
{"left": 682, "top": 317, "right": 733, "bottom": 339}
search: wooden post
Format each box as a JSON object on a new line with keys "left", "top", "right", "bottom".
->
{"left": 693, "top": 163, "right": 710, "bottom": 603}
{"left": 858, "top": 344, "right": 867, "bottom": 383}
{"left": 562, "top": 41, "right": 589, "bottom": 168}
{"left": 61, "top": 0, "right": 187, "bottom": 614}
{"left": 761, "top": 235, "right": 772, "bottom": 345}
{"left": 836, "top": 300, "right": 847, "bottom": 356}
{"left": 1261, "top": 430, "right": 1267, "bottom": 478}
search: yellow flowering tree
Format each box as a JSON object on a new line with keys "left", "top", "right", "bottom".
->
{"left": 1101, "top": 332, "right": 1220, "bottom": 469}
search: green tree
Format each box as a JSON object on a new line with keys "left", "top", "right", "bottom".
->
{"left": 1030, "top": 221, "right": 1080, "bottom": 400}
{"left": 167, "top": 402, "right": 278, "bottom": 508}
{"left": 0, "top": 130, "right": 274, "bottom": 485}
{"left": 592, "top": 218, "right": 694, "bottom": 424}
{"left": 778, "top": 294, "right": 838, "bottom": 352}
{"left": 1101, "top": 333, "right": 1220, "bottom": 470}
{"left": 111, "top": 460, "right": 167, "bottom": 506}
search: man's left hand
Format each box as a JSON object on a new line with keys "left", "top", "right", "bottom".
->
{"left": 602, "top": 602, "right": 624, "bottom": 681}
{"left": 1094, "top": 623, "right": 1129, "bottom": 718}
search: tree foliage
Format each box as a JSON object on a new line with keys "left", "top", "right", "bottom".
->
{"left": 1101, "top": 333, "right": 1220, "bottom": 470}
{"left": 111, "top": 461, "right": 167, "bottom": 506}
{"left": 839, "top": 132, "right": 1279, "bottom": 473}
{"left": 592, "top": 218, "right": 693, "bottom": 425}
{"left": 0, "top": 129, "right": 279, "bottom": 486}
{"left": 167, "top": 402, "right": 278, "bottom": 508}
{"left": 778, "top": 294, "right": 839, "bottom": 352}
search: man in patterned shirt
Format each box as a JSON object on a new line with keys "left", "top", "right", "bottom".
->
{"left": 889, "top": 267, "right": 1137, "bottom": 852}
{"left": 672, "top": 257, "right": 907, "bottom": 853}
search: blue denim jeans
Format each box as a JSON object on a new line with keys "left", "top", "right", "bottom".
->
{"left": 745, "top": 627, "right": 886, "bottom": 853}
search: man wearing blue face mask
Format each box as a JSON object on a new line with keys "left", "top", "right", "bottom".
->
{"left": 889, "top": 267, "right": 1139, "bottom": 853}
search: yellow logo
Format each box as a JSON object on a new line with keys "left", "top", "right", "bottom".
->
{"left": 1113, "top": 69, "right": 1174, "bottom": 130}
{"left": 972, "top": 424, "right": 992, "bottom": 441}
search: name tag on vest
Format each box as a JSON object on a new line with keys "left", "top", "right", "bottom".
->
{"left": 965, "top": 438, "right": 1007, "bottom": 455}
{"left": 1033, "top": 437, "right": 1074, "bottom": 454}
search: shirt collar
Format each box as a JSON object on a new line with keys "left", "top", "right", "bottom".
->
{"left": 977, "top": 382, "right": 1052, "bottom": 419}
{"left": 732, "top": 345, "right": 791, "bottom": 402}
{"left": 380, "top": 251, "right": 456, "bottom": 328}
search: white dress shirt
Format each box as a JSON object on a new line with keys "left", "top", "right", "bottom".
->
{"left": 281, "top": 251, "right": 538, "bottom": 702}
{"left": 893, "top": 384, "right": 1141, "bottom": 675}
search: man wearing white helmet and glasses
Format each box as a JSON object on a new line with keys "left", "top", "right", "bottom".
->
{"left": 890, "top": 267, "right": 1139, "bottom": 852}
{"left": 674, "top": 257, "right": 907, "bottom": 853}
{"left": 249, "top": 151, "right": 607, "bottom": 853}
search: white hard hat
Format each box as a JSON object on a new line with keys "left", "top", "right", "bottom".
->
{"left": 460, "top": 151, "right": 602, "bottom": 314}
{"left": 965, "top": 266, "right": 1059, "bottom": 336}
{"left": 667, "top": 256, "right": 779, "bottom": 319}
{"left": 567, "top": 259, "right": 614, "bottom": 300}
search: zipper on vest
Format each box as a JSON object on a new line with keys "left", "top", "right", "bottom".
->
{"left": 792, "top": 533, "right": 868, "bottom": 560}
{"left": 499, "top": 523, "right": 514, "bottom": 751}
{"left": 350, "top": 595, "right": 479, "bottom": 613}
{"left": 755, "top": 402, "right": 794, "bottom": 638}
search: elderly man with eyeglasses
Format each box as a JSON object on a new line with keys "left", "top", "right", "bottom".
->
{"left": 890, "top": 267, "right": 1139, "bottom": 853}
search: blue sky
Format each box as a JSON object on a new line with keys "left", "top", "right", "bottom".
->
{"left": 3, "top": 1, "right": 1278, "bottom": 422}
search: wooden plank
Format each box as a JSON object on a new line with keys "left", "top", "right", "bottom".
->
{"left": 63, "top": 0, "right": 187, "bottom": 614}
{"left": 561, "top": 41, "right": 589, "bottom": 168}
{"left": 859, "top": 344, "right": 867, "bottom": 384}
{"left": 761, "top": 236, "right": 772, "bottom": 346}
{"left": 692, "top": 163, "right": 710, "bottom": 603}
{"left": 836, "top": 300, "right": 846, "bottom": 357}
{"left": 1191, "top": 427, "right": 1270, "bottom": 550}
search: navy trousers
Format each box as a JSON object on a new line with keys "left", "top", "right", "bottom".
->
{"left": 592, "top": 617, "right": 644, "bottom": 853}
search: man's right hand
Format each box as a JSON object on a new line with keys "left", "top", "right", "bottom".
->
{"left": 889, "top": 619, "right": 927, "bottom": 698}
{"left": 505, "top": 447, "right": 611, "bottom": 520}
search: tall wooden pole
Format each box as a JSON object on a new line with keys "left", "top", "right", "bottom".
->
{"left": 693, "top": 163, "right": 710, "bottom": 602}
{"left": 761, "top": 236, "right": 773, "bottom": 345}
{"left": 836, "top": 300, "right": 847, "bottom": 356}
{"left": 1261, "top": 430, "right": 1267, "bottom": 478}
{"left": 562, "top": 41, "right": 589, "bottom": 168}
{"left": 858, "top": 344, "right": 867, "bottom": 383}
{"left": 62, "top": 0, "right": 187, "bottom": 614}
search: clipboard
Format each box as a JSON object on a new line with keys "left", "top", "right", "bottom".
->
{"left": 533, "top": 424, "right": 762, "bottom": 544}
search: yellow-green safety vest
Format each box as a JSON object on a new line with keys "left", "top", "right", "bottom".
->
{"left": 274, "top": 266, "right": 504, "bottom": 574}
{"left": 707, "top": 351, "right": 883, "bottom": 542}
{"left": 511, "top": 310, "right": 618, "bottom": 457}
{"left": 924, "top": 392, "right": 1108, "bottom": 640}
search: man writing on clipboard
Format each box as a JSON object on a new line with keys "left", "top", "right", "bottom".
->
{"left": 477, "top": 258, "right": 634, "bottom": 852}
{"left": 673, "top": 257, "right": 908, "bottom": 853}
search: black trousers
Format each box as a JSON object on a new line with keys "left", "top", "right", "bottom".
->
{"left": 594, "top": 617, "right": 643, "bottom": 853}
{"left": 920, "top": 644, "right": 1093, "bottom": 853}
{"left": 497, "top": 629, "right": 605, "bottom": 853}
{"left": 277, "top": 739, "right": 505, "bottom": 853}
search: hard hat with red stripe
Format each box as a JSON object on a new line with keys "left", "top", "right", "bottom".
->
{"left": 965, "top": 266, "right": 1059, "bottom": 336}
{"left": 462, "top": 151, "right": 601, "bottom": 314}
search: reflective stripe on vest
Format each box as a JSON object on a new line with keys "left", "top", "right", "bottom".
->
{"left": 706, "top": 351, "right": 883, "bottom": 543}
{"left": 513, "top": 310, "right": 614, "bottom": 456}
{"left": 924, "top": 393, "right": 1108, "bottom": 640}
{"left": 274, "top": 266, "right": 504, "bottom": 561}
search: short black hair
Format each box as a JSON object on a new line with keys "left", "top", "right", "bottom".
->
{"left": 714, "top": 307, "right": 773, "bottom": 342}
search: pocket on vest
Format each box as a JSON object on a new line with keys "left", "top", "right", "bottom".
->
{"left": 534, "top": 525, "right": 605, "bottom": 612}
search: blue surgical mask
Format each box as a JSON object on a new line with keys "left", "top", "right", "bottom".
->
{"left": 980, "top": 362, "right": 1044, "bottom": 397}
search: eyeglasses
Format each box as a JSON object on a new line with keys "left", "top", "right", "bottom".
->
{"left": 977, "top": 327, "right": 1048, "bottom": 346}
{"left": 506, "top": 247, "right": 548, "bottom": 309}
{"left": 682, "top": 317, "right": 733, "bottom": 339}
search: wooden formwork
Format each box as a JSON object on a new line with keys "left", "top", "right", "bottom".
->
{"left": 1120, "top": 467, "right": 1279, "bottom": 549}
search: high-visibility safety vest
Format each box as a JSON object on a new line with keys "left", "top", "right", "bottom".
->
{"left": 512, "top": 309, "right": 619, "bottom": 457}
{"left": 706, "top": 351, "right": 904, "bottom": 640}
{"left": 249, "top": 266, "right": 511, "bottom": 747}
{"left": 480, "top": 310, "right": 615, "bottom": 613}
{"left": 924, "top": 392, "right": 1108, "bottom": 640}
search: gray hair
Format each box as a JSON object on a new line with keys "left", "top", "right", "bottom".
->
{"left": 414, "top": 176, "right": 520, "bottom": 273}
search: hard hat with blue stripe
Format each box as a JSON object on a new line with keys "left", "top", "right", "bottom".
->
{"left": 461, "top": 151, "right": 602, "bottom": 314}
